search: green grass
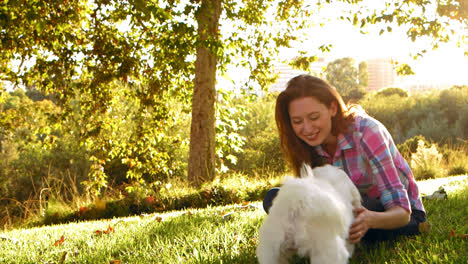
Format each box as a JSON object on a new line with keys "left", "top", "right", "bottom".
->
{"left": 0, "top": 204, "right": 264, "bottom": 264}
{"left": 350, "top": 176, "right": 468, "bottom": 264}
{"left": 0, "top": 177, "right": 467, "bottom": 264}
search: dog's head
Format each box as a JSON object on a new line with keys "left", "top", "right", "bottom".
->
{"left": 299, "top": 163, "right": 315, "bottom": 178}
{"left": 281, "top": 164, "right": 316, "bottom": 187}
{"left": 312, "top": 164, "right": 361, "bottom": 206}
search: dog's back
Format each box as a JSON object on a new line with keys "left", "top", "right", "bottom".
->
{"left": 257, "top": 164, "right": 359, "bottom": 264}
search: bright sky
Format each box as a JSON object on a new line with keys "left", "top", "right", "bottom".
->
{"left": 277, "top": 3, "right": 468, "bottom": 86}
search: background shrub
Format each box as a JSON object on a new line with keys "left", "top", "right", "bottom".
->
{"left": 440, "top": 143, "right": 468, "bottom": 176}
{"left": 375, "top": 87, "right": 409, "bottom": 98}
{"left": 359, "top": 93, "right": 415, "bottom": 143}
{"left": 397, "top": 135, "right": 430, "bottom": 160}
{"left": 410, "top": 140, "right": 445, "bottom": 180}
{"left": 361, "top": 88, "right": 467, "bottom": 145}
{"left": 231, "top": 94, "right": 286, "bottom": 175}
{"left": 2, "top": 84, "right": 468, "bottom": 227}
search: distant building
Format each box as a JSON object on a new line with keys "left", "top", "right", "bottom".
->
{"left": 401, "top": 81, "right": 452, "bottom": 92}
{"left": 365, "top": 58, "right": 396, "bottom": 91}
{"left": 269, "top": 58, "right": 327, "bottom": 93}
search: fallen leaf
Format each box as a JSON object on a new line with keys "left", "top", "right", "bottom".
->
{"left": 54, "top": 235, "right": 65, "bottom": 246}
{"left": 96, "top": 225, "right": 115, "bottom": 235}
{"left": 78, "top": 206, "right": 90, "bottom": 216}
{"left": 110, "top": 260, "right": 122, "bottom": 264}
{"left": 449, "top": 229, "right": 468, "bottom": 239}
{"left": 144, "top": 195, "right": 155, "bottom": 205}
{"left": 237, "top": 203, "right": 260, "bottom": 210}
{"left": 104, "top": 225, "right": 115, "bottom": 234}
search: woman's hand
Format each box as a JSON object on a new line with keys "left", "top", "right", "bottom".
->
{"left": 349, "top": 206, "right": 372, "bottom": 244}
{"left": 348, "top": 205, "right": 411, "bottom": 244}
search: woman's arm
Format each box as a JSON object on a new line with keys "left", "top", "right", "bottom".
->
{"left": 348, "top": 206, "right": 410, "bottom": 244}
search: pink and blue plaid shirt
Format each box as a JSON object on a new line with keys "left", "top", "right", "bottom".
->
{"left": 315, "top": 113, "right": 425, "bottom": 213}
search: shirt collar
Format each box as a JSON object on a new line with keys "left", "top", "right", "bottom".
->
{"left": 315, "top": 133, "right": 354, "bottom": 157}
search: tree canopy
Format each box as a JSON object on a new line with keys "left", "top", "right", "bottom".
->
{"left": 325, "top": 57, "right": 367, "bottom": 102}
{"left": 1, "top": 0, "right": 468, "bottom": 189}
{"left": 1, "top": 0, "right": 315, "bottom": 188}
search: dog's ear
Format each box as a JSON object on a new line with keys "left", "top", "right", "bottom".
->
{"left": 300, "top": 163, "right": 314, "bottom": 178}
{"left": 282, "top": 175, "right": 295, "bottom": 184}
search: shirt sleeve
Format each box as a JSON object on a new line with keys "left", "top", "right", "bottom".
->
{"left": 359, "top": 117, "right": 411, "bottom": 213}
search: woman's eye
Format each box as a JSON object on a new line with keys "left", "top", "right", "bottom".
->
{"left": 309, "top": 115, "right": 319, "bottom": 120}
{"left": 292, "top": 119, "right": 302, "bottom": 124}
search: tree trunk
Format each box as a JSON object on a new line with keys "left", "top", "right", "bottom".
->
{"left": 188, "top": 0, "right": 222, "bottom": 186}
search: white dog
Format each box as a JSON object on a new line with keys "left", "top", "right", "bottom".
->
{"left": 256, "top": 164, "right": 361, "bottom": 264}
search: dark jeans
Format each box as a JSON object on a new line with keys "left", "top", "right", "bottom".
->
{"left": 262, "top": 188, "right": 427, "bottom": 243}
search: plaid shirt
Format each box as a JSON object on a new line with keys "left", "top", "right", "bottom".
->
{"left": 315, "top": 113, "right": 425, "bottom": 213}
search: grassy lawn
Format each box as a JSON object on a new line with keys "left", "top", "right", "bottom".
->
{"left": 0, "top": 176, "right": 466, "bottom": 264}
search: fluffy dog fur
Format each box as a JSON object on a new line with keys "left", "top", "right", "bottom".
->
{"left": 256, "top": 164, "right": 361, "bottom": 264}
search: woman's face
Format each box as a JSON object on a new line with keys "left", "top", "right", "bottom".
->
{"left": 288, "top": 96, "right": 337, "bottom": 147}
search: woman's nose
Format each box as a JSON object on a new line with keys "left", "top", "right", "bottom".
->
{"left": 303, "top": 119, "right": 315, "bottom": 133}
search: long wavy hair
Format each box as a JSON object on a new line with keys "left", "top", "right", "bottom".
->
{"left": 275, "top": 74, "right": 357, "bottom": 176}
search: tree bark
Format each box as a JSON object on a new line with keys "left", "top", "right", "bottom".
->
{"left": 188, "top": 0, "right": 222, "bottom": 186}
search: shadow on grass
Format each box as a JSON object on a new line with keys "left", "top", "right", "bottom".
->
{"left": 37, "top": 185, "right": 270, "bottom": 227}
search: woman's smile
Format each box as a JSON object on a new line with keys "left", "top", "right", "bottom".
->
{"left": 288, "top": 96, "right": 337, "bottom": 147}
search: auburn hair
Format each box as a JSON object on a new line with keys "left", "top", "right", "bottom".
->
{"left": 275, "top": 74, "right": 356, "bottom": 176}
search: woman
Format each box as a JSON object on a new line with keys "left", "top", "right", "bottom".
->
{"left": 264, "top": 74, "right": 426, "bottom": 244}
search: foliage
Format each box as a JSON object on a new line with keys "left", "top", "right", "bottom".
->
{"left": 411, "top": 140, "right": 445, "bottom": 180}
{"left": 231, "top": 94, "right": 286, "bottom": 175}
{"left": 359, "top": 89, "right": 468, "bottom": 145}
{"left": 439, "top": 85, "right": 468, "bottom": 126}
{"left": 406, "top": 112, "right": 456, "bottom": 144}
{"left": 440, "top": 143, "right": 468, "bottom": 176}
{"left": 2, "top": 82, "right": 468, "bottom": 228}
{"left": 0, "top": 91, "right": 71, "bottom": 200}
{"left": 1, "top": 0, "right": 318, "bottom": 187}
{"left": 395, "top": 63, "right": 416, "bottom": 76}
{"left": 215, "top": 90, "right": 247, "bottom": 174}
{"left": 71, "top": 81, "right": 186, "bottom": 196}
{"left": 325, "top": 57, "right": 367, "bottom": 102}
{"left": 160, "top": 91, "right": 252, "bottom": 177}
{"left": 375, "top": 87, "right": 409, "bottom": 98}
{"left": 37, "top": 172, "right": 281, "bottom": 226}
{"left": 289, "top": 55, "right": 319, "bottom": 71}
{"left": 0, "top": 91, "right": 92, "bottom": 226}
{"left": 358, "top": 61, "right": 369, "bottom": 88}
{"left": 359, "top": 93, "right": 415, "bottom": 143}
{"left": 397, "top": 135, "right": 430, "bottom": 160}
{"left": 354, "top": 0, "right": 468, "bottom": 53}
{"left": 447, "top": 165, "right": 468, "bottom": 176}
{"left": 456, "top": 105, "right": 468, "bottom": 140}
{"left": 4, "top": 0, "right": 467, "bottom": 188}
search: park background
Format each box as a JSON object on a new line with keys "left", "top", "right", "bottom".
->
{"left": 0, "top": 1, "right": 467, "bottom": 263}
